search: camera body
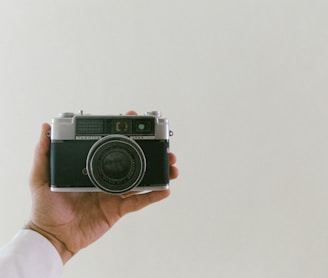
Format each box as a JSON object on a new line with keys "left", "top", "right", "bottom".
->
{"left": 50, "top": 111, "right": 171, "bottom": 194}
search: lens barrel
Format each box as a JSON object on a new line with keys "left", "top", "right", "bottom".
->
{"left": 86, "top": 135, "right": 146, "bottom": 194}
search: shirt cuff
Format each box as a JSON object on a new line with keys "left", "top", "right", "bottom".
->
{"left": 0, "top": 229, "right": 64, "bottom": 278}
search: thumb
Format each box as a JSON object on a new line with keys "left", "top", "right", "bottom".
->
{"left": 30, "top": 123, "right": 51, "bottom": 189}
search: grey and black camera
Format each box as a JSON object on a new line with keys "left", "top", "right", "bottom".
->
{"left": 50, "top": 111, "right": 172, "bottom": 194}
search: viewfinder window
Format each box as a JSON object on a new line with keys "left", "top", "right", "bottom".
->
{"left": 135, "top": 120, "right": 153, "bottom": 134}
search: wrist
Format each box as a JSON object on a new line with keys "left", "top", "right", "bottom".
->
{"left": 25, "top": 222, "right": 75, "bottom": 264}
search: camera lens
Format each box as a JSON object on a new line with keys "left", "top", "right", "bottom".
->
{"left": 86, "top": 135, "right": 146, "bottom": 194}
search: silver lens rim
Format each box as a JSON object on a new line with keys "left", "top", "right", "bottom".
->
{"left": 86, "top": 135, "right": 146, "bottom": 194}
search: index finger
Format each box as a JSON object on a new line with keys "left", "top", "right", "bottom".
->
{"left": 126, "top": 110, "right": 137, "bottom": 115}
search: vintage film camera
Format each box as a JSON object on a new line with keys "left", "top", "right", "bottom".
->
{"left": 50, "top": 111, "right": 172, "bottom": 194}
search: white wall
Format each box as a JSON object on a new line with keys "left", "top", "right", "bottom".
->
{"left": 1, "top": 1, "right": 328, "bottom": 277}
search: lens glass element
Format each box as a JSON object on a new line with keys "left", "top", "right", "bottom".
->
{"left": 102, "top": 150, "right": 131, "bottom": 179}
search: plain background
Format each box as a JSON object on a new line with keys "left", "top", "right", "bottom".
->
{"left": 1, "top": 1, "right": 328, "bottom": 277}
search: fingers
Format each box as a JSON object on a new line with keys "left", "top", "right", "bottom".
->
{"left": 169, "top": 153, "right": 178, "bottom": 180}
{"left": 170, "top": 165, "right": 179, "bottom": 180}
{"left": 119, "top": 190, "right": 170, "bottom": 217}
{"left": 169, "top": 152, "right": 176, "bottom": 165}
{"left": 30, "top": 123, "right": 51, "bottom": 189}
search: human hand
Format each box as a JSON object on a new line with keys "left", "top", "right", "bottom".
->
{"left": 26, "top": 111, "right": 178, "bottom": 264}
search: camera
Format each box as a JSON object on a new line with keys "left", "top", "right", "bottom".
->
{"left": 50, "top": 111, "right": 172, "bottom": 194}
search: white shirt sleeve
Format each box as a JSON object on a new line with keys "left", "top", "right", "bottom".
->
{"left": 0, "top": 229, "right": 64, "bottom": 278}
